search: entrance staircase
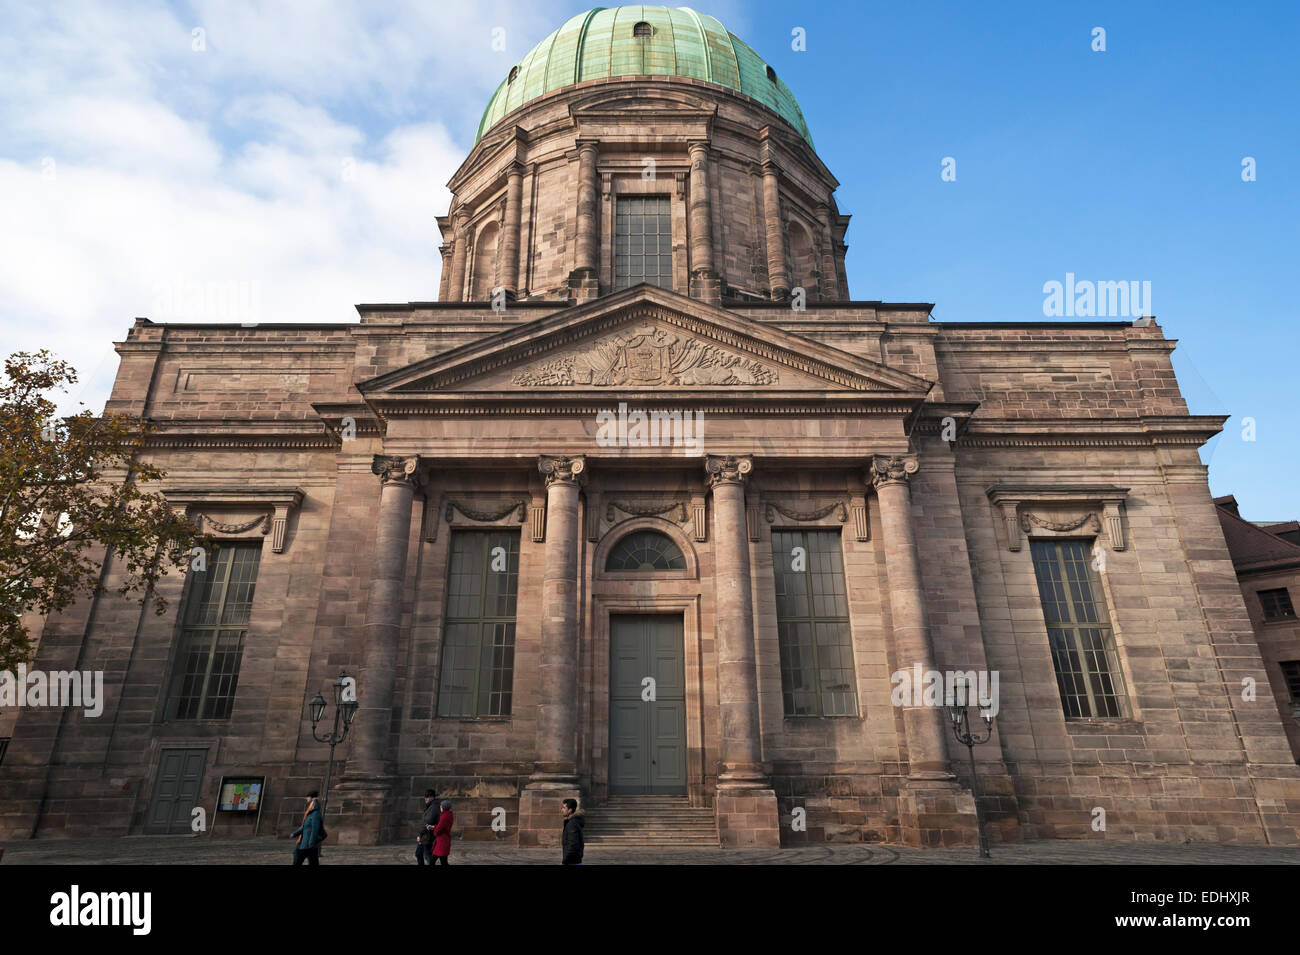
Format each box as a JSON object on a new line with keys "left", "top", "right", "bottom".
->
{"left": 583, "top": 795, "right": 719, "bottom": 848}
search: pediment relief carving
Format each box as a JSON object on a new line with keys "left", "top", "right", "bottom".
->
{"left": 510, "top": 322, "right": 778, "bottom": 388}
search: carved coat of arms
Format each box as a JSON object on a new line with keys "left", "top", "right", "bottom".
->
{"left": 512, "top": 323, "right": 777, "bottom": 387}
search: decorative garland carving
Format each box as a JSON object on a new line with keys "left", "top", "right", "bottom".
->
{"left": 763, "top": 500, "right": 848, "bottom": 523}
{"left": 1020, "top": 512, "right": 1101, "bottom": 534}
{"left": 195, "top": 513, "right": 269, "bottom": 535}
{"left": 606, "top": 500, "right": 688, "bottom": 523}
{"left": 445, "top": 499, "right": 527, "bottom": 524}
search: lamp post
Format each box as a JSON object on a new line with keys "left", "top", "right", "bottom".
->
{"left": 944, "top": 678, "right": 995, "bottom": 859}
{"left": 310, "top": 669, "right": 358, "bottom": 810}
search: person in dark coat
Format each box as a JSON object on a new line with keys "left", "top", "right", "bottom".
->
{"left": 431, "top": 800, "right": 453, "bottom": 865}
{"left": 291, "top": 791, "right": 325, "bottom": 865}
{"left": 415, "top": 789, "right": 440, "bottom": 865}
{"left": 560, "top": 797, "right": 584, "bottom": 866}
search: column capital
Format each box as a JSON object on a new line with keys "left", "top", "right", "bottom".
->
{"left": 538, "top": 454, "right": 587, "bottom": 487}
{"left": 505, "top": 160, "right": 524, "bottom": 179}
{"left": 705, "top": 454, "right": 753, "bottom": 488}
{"left": 371, "top": 454, "right": 423, "bottom": 488}
{"left": 688, "top": 139, "right": 710, "bottom": 158}
{"left": 576, "top": 139, "right": 600, "bottom": 157}
{"left": 868, "top": 453, "right": 918, "bottom": 490}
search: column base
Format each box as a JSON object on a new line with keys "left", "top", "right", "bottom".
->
{"left": 895, "top": 778, "right": 980, "bottom": 849}
{"left": 518, "top": 777, "right": 581, "bottom": 849}
{"left": 689, "top": 270, "right": 722, "bottom": 305}
{"left": 715, "top": 786, "right": 780, "bottom": 847}
{"left": 567, "top": 268, "right": 600, "bottom": 303}
{"left": 329, "top": 776, "right": 394, "bottom": 846}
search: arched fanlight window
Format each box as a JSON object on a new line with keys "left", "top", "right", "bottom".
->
{"left": 633, "top": 21, "right": 652, "bottom": 38}
{"left": 508, "top": 65, "right": 519, "bottom": 82}
{"left": 766, "top": 65, "right": 777, "bottom": 82}
{"left": 605, "top": 530, "right": 686, "bottom": 572}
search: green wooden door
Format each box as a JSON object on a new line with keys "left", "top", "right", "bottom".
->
{"left": 610, "top": 615, "right": 686, "bottom": 794}
{"left": 147, "top": 748, "right": 207, "bottom": 834}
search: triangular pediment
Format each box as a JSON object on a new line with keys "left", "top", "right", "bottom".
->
{"left": 357, "top": 285, "right": 933, "bottom": 399}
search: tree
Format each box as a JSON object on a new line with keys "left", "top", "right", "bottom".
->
{"left": 0, "top": 350, "right": 200, "bottom": 674}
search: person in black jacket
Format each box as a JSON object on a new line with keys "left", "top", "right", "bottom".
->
{"left": 560, "top": 797, "right": 584, "bottom": 866}
{"left": 415, "top": 789, "right": 440, "bottom": 865}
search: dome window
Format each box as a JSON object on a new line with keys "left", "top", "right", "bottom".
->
{"left": 508, "top": 65, "right": 519, "bottom": 83}
{"left": 766, "top": 65, "right": 777, "bottom": 83}
{"left": 605, "top": 531, "right": 686, "bottom": 572}
{"left": 633, "top": 21, "right": 652, "bottom": 38}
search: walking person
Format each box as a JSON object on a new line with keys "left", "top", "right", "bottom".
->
{"left": 291, "top": 790, "right": 325, "bottom": 865}
{"left": 560, "top": 797, "right": 584, "bottom": 866}
{"left": 415, "top": 789, "right": 440, "bottom": 866}
{"left": 431, "top": 799, "right": 453, "bottom": 865}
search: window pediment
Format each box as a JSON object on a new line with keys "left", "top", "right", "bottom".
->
{"left": 986, "top": 484, "right": 1128, "bottom": 553}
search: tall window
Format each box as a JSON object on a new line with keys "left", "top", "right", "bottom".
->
{"left": 771, "top": 529, "right": 857, "bottom": 717}
{"left": 1281, "top": 661, "right": 1300, "bottom": 708}
{"left": 1259, "top": 587, "right": 1296, "bottom": 621}
{"left": 438, "top": 530, "right": 520, "bottom": 717}
{"left": 615, "top": 196, "right": 672, "bottom": 291}
{"left": 1030, "top": 539, "right": 1128, "bottom": 719}
{"left": 168, "top": 541, "right": 261, "bottom": 720}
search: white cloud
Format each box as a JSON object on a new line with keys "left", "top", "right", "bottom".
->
{"left": 0, "top": 0, "right": 572, "bottom": 415}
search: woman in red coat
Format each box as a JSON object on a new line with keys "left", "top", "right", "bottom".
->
{"left": 431, "top": 800, "right": 453, "bottom": 865}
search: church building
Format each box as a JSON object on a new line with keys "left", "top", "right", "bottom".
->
{"left": 2, "top": 6, "right": 1298, "bottom": 849}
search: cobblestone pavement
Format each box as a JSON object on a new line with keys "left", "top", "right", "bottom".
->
{"left": 3, "top": 838, "right": 1299, "bottom": 865}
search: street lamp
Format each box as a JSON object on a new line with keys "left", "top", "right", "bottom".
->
{"left": 310, "top": 669, "right": 358, "bottom": 810}
{"left": 944, "top": 678, "right": 995, "bottom": 859}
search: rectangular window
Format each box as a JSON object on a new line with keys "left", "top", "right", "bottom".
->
{"left": 437, "top": 530, "right": 520, "bottom": 717}
{"left": 615, "top": 195, "right": 673, "bottom": 291}
{"left": 770, "top": 529, "right": 857, "bottom": 717}
{"left": 0, "top": 737, "right": 8, "bottom": 767}
{"left": 1281, "top": 660, "right": 1300, "bottom": 705}
{"left": 167, "top": 541, "right": 261, "bottom": 721}
{"left": 1030, "top": 539, "right": 1128, "bottom": 719}
{"left": 1259, "top": 587, "right": 1296, "bottom": 621}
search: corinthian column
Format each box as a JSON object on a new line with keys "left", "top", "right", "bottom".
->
{"left": 705, "top": 454, "right": 766, "bottom": 787}
{"left": 531, "top": 454, "right": 586, "bottom": 781}
{"left": 350, "top": 454, "right": 422, "bottom": 778}
{"left": 869, "top": 454, "right": 953, "bottom": 781}
{"left": 500, "top": 162, "right": 524, "bottom": 298}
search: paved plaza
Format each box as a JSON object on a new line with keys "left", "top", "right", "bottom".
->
{"left": 3, "top": 837, "right": 1298, "bottom": 865}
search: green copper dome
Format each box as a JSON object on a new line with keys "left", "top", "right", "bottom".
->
{"left": 475, "top": 6, "right": 813, "bottom": 147}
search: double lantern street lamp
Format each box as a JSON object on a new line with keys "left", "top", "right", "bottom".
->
{"left": 944, "top": 678, "right": 995, "bottom": 859}
{"left": 309, "top": 669, "right": 358, "bottom": 810}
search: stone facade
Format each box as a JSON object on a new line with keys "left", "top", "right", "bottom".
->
{"left": 2, "top": 8, "right": 1298, "bottom": 850}
{"left": 1215, "top": 496, "right": 1300, "bottom": 762}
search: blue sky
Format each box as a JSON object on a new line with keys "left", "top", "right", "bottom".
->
{"left": 1, "top": 1, "right": 1295, "bottom": 517}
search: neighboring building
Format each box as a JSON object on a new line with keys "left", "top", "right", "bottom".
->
{"left": 2, "top": 6, "right": 1298, "bottom": 849}
{"left": 1215, "top": 495, "right": 1300, "bottom": 762}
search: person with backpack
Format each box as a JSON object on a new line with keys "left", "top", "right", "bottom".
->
{"left": 560, "top": 797, "right": 584, "bottom": 866}
{"left": 291, "top": 790, "right": 326, "bottom": 865}
{"left": 430, "top": 799, "right": 453, "bottom": 865}
{"left": 416, "top": 789, "right": 440, "bottom": 865}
